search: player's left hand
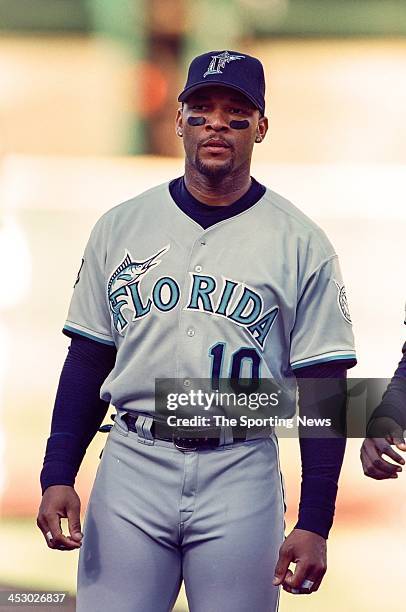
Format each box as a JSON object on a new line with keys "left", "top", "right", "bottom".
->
{"left": 360, "top": 417, "right": 406, "bottom": 480}
{"left": 273, "top": 528, "right": 327, "bottom": 594}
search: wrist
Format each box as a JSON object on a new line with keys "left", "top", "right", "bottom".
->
{"left": 292, "top": 526, "right": 327, "bottom": 540}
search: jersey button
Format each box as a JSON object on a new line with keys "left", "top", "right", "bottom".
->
{"left": 187, "top": 328, "right": 195, "bottom": 337}
{"left": 184, "top": 379, "right": 191, "bottom": 387}
{"left": 200, "top": 240, "right": 206, "bottom": 246}
{"left": 194, "top": 265, "right": 202, "bottom": 273}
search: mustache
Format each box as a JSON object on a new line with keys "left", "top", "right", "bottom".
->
{"left": 199, "top": 137, "right": 232, "bottom": 149}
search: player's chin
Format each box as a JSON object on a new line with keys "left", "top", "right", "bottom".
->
{"left": 195, "top": 155, "right": 234, "bottom": 180}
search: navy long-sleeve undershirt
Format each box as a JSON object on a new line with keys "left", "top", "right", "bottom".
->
{"left": 40, "top": 337, "right": 116, "bottom": 493}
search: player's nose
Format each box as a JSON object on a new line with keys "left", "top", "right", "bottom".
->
{"left": 205, "top": 108, "right": 229, "bottom": 130}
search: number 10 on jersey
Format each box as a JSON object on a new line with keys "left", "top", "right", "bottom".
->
{"left": 209, "top": 342, "right": 261, "bottom": 389}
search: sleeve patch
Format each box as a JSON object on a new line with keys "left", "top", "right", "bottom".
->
{"left": 334, "top": 280, "right": 352, "bottom": 324}
{"left": 74, "top": 257, "right": 84, "bottom": 288}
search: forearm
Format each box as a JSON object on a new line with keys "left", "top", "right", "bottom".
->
{"left": 295, "top": 436, "right": 346, "bottom": 539}
{"left": 369, "top": 344, "right": 406, "bottom": 430}
{"left": 40, "top": 336, "right": 116, "bottom": 493}
{"left": 294, "top": 362, "right": 348, "bottom": 539}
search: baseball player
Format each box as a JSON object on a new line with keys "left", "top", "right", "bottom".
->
{"left": 360, "top": 304, "right": 406, "bottom": 479}
{"left": 37, "top": 50, "right": 357, "bottom": 611}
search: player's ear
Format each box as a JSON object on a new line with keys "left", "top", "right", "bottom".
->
{"left": 175, "top": 107, "right": 183, "bottom": 137}
{"left": 256, "top": 115, "right": 268, "bottom": 142}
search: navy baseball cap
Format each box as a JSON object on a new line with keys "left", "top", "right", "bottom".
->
{"left": 178, "top": 50, "right": 266, "bottom": 116}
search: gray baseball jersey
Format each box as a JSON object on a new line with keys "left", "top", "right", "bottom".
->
{"left": 64, "top": 180, "right": 356, "bottom": 414}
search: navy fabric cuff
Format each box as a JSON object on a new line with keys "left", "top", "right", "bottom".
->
{"left": 40, "top": 460, "right": 78, "bottom": 492}
{"left": 294, "top": 505, "right": 336, "bottom": 540}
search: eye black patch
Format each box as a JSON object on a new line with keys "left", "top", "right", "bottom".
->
{"left": 229, "top": 120, "right": 250, "bottom": 130}
{"left": 188, "top": 117, "right": 206, "bottom": 126}
{"left": 187, "top": 117, "right": 250, "bottom": 129}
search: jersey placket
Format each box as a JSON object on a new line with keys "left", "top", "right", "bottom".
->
{"left": 175, "top": 233, "right": 210, "bottom": 390}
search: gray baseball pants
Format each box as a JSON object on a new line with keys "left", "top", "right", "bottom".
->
{"left": 76, "top": 413, "right": 286, "bottom": 612}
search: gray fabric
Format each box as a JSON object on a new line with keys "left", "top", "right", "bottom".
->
{"left": 77, "top": 418, "right": 285, "bottom": 612}
{"left": 63, "top": 181, "right": 356, "bottom": 415}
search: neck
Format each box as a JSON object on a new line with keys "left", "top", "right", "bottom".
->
{"left": 184, "top": 160, "right": 252, "bottom": 206}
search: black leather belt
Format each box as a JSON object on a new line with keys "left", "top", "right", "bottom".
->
{"left": 123, "top": 413, "right": 248, "bottom": 451}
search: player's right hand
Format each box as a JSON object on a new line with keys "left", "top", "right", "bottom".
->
{"left": 361, "top": 417, "right": 406, "bottom": 480}
{"left": 36, "top": 485, "right": 83, "bottom": 551}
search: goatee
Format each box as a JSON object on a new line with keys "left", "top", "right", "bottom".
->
{"left": 194, "top": 153, "right": 234, "bottom": 181}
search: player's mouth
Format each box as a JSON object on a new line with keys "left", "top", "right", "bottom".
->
{"left": 201, "top": 138, "right": 231, "bottom": 153}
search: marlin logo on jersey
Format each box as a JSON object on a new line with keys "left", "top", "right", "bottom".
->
{"left": 203, "top": 51, "right": 245, "bottom": 78}
{"left": 108, "top": 245, "right": 171, "bottom": 332}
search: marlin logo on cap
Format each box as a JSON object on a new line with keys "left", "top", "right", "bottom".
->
{"left": 203, "top": 51, "right": 245, "bottom": 78}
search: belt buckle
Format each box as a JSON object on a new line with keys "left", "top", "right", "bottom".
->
{"left": 173, "top": 433, "right": 199, "bottom": 451}
{"left": 172, "top": 429, "right": 219, "bottom": 451}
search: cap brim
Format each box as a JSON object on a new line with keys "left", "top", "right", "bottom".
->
{"left": 178, "top": 81, "right": 262, "bottom": 114}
